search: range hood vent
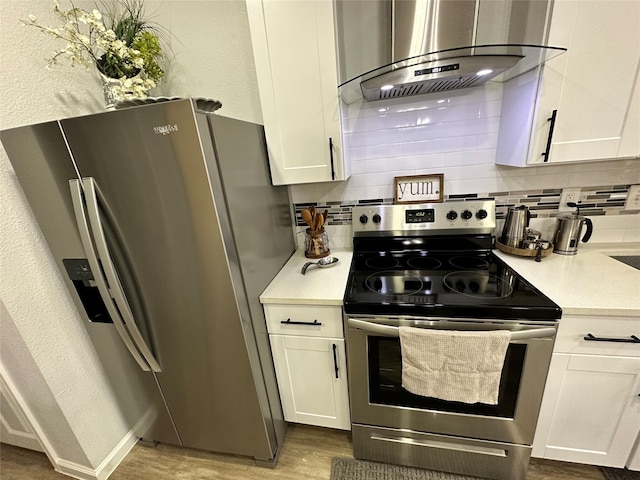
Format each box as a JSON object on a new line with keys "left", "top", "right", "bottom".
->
{"left": 335, "top": 0, "right": 567, "bottom": 103}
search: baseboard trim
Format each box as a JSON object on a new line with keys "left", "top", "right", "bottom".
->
{"left": 54, "top": 431, "right": 138, "bottom": 480}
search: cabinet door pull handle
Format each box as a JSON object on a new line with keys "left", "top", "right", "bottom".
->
{"left": 329, "top": 137, "right": 336, "bottom": 180}
{"left": 583, "top": 333, "right": 640, "bottom": 344}
{"left": 541, "top": 109, "right": 558, "bottom": 162}
{"left": 332, "top": 343, "right": 339, "bottom": 378}
{"left": 280, "top": 318, "right": 322, "bottom": 326}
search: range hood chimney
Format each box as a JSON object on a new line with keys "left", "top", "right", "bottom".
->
{"left": 335, "top": 0, "right": 566, "bottom": 103}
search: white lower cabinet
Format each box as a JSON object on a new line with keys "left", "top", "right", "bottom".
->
{"left": 533, "top": 315, "right": 640, "bottom": 468}
{"left": 270, "top": 335, "right": 350, "bottom": 430}
{"left": 264, "top": 304, "right": 350, "bottom": 430}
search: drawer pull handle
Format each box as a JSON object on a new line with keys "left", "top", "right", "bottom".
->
{"left": 280, "top": 318, "right": 322, "bottom": 326}
{"left": 584, "top": 333, "right": 640, "bottom": 344}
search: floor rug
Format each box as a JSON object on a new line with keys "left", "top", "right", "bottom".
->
{"left": 331, "top": 458, "right": 484, "bottom": 480}
{"left": 599, "top": 467, "right": 640, "bottom": 480}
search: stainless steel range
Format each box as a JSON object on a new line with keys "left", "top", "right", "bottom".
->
{"left": 343, "top": 200, "right": 561, "bottom": 480}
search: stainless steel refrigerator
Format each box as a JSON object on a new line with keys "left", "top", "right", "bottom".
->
{"left": 1, "top": 99, "right": 296, "bottom": 464}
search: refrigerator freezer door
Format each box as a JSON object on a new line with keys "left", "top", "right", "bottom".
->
{"left": 59, "top": 100, "right": 281, "bottom": 461}
{"left": 1, "top": 121, "right": 181, "bottom": 446}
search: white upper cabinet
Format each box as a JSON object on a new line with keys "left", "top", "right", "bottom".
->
{"left": 247, "top": 0, "right": 346, "bottom": 185}
{"left": 497, "top": 0, "right": 640, "bottom": 166}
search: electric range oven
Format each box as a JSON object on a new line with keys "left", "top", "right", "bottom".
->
{"left": 343, "top": 200, "right": 561, "bottom": 480}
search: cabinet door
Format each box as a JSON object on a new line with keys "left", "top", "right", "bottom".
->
{"left": 270, "top": 335, "right": 350, "bottom": 430}
{"left": 533, "top": 353, "right": 640, "bottom": 467}
{"left": 247, "top": 0, "right": 345, "bottom": 185}
{"left": 0, "top": 376, "right": 43, "bottom": 452}
{"left": 531, "top": 0, "right": 640, "bottom": 163}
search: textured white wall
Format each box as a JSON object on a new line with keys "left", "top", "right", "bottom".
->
{"left": 0, "top": 0, "right": 262, "bottom": 472}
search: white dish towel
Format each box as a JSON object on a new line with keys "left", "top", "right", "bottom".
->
{"left": 399, "top": 327, "right": 511, "bottom": 405}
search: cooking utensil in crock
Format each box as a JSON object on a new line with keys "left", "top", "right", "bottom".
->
{"left": 301, "top": 209, "right": 313, "bottom": 228}
{"left": 301, "top": 256, "right": 339, "bottom": 274}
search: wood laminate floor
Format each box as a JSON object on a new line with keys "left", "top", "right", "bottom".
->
{"left": 1, "top": 424, "right": 606, "bottom": 480}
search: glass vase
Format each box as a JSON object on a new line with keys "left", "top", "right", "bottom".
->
{"left": 304, "top": 228, "right": 330, "bottom": 259}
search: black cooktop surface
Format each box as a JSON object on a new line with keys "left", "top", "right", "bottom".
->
{"left": 343, "top": 237, "right": 561, "bottom": 321}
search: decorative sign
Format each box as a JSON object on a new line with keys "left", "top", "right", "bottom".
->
{"left": 394, "top": 174, "right": 444, "bottom": 204}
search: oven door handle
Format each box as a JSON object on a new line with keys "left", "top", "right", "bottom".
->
{"left": 347, "top": 318, "right": 556, "bottom": 341}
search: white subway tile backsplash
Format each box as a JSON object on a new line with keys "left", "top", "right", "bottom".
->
{"left": 474, "top": 132, "right": 499, "bottom": 150}
{"left": 446, "top": 117, "right": 500, "bottom": 137}
{"left": 387, "top": 124, "right": 447, "bottom": 143}
{"left": 292, "top": 84, "right": 639, "bottom": 249}
{"left": 392, "top": 153, "right": 446, "bottom": 170}
{"left": 445, "top": 149, "right": 495, "bottom": 166}
{"left": 623, "top": 228, "right": 640, "bottom": 242}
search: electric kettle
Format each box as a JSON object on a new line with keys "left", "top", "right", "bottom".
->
{"left": 553, "top": 209, "right": 593, "bottom": 255}
{"left": 500, "top": 205, "right": 530, "bottom": 248}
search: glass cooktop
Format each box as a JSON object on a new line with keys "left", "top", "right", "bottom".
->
{"left": 343, "top": 238, "right": 561, "bottom": 321}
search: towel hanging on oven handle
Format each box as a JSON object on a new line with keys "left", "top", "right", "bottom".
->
{"left": 347, "top": 318, "right": 556, "bottom": 342}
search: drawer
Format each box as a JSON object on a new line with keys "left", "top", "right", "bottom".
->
{"left": 554, "top": 315, "right": 640, "bottom": 357}
{"left": 264, "top": 304, "right": 344, "bottom": 338}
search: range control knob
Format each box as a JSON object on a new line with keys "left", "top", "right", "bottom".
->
{"left": 446, "top": 210, "right": 458, "bottom": 221}
{"left": 359, "top": 214, "right": 369, "bottom": 224}
{"left": 476, "top": 209, "right": 488, "bottom": 220}
{"left": 461, "top": 210, "right": 473, "bottom": 220}
{"left": 372, "top": 214, "right": 382, "bottom": 224}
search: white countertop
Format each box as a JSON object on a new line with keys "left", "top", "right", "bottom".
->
{"left": 260, "top": 249, "right": 353, "bottom": 306}
{"left": 262, "top": 244, "right": 640, "bottom": 316}
{"left": 494, "top": 243, "right": 640, "bottom": 317}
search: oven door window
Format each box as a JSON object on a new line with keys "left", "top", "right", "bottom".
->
{"left": 368, "top": 336, "right": 525, "bottom": 417}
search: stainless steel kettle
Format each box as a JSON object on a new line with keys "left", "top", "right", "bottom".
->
{"left": 500, "top": 205, "right": 530, "bottom": 248}
{"left": 553, "top": 212, "right": 593, "bottom": 255}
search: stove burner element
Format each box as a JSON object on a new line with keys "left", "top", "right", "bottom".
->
{"left": 449, "top": 256, "right": 490, "bottom": 270}
{"left": 443, "top": 271, "right": 513, "bottom": 298}
{"left": 406, "top": 257, "right": 443, "bottom": 270}
{"left": 365, "top": 272, "right": 424, "bottom": 296}
{"left": 365, "top": 256, "right": 401, "bottom": 270}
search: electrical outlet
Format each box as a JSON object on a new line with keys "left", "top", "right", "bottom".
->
{"left": 559, "top": 188, "right": 581, "bottom": 211}
{"left": 624, "top": 184, "right": 640, "bottom": 211}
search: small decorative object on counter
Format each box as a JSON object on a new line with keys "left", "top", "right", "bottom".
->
{"left": 552, "top": 202, "right": 593, "bottom": 255}
{"left": 500, "top": 205, "right": 530, "bottom": 248}
{"left": 495, "top": 238, "right": 553, "bottom": 262}
{"left": 300, "top": 206, "right": 330, "bottom": 258}
{"left": 304, "top": 228, "right": 330, "bottom": 258}
{"left": 300, "top": 256, "right": 339, "bottom": 275}
{"left": 23, "top": 0, "right": 170, "bottom": 110}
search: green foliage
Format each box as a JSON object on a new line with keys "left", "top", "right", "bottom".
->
{"left": 132, "top": 31, "right": 164, "bottom": 82}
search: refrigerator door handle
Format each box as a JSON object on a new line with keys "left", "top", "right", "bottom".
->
{"left": 81, "top": 177, "right": 162, "bottom": 372}
{"left": 69, "top": 179, "right": 151, "bottom": 372}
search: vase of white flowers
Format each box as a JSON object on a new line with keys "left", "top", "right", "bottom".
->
{"left": 24, "top": 0, "right": 168, "bottom": 109}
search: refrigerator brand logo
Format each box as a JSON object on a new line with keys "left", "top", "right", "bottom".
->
{"left": 153, "top": 124, "right": 179, "bottom": 136}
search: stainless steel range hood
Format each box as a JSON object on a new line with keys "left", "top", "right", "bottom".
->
{"left": 335, "top": 0, "right": 567, "bottom": 103}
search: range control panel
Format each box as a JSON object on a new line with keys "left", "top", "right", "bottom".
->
{"left": 352, "top": 200, "right": 496, "bottom": 235}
